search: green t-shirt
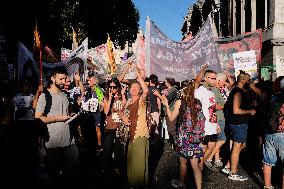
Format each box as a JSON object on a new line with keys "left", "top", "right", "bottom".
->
{"left": 210, "top": 86, "right": 225, "bottom": 121}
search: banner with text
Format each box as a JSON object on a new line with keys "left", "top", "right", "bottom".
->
{"left": 145, "top": 17, "right": 221, "bottom": 81}
{"left": 276, "top": 55, "right": 284, "bottom": 77}
{"left": 215, "top": 30, "right": 262, "bottom": 78}
{"left": 232, "top": 50, "right": 257, "bottom": 79}
{"left": 18, "top": 38, "right": 88, "bottom": 84}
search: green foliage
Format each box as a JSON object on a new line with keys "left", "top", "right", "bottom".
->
{"left": 15, "top": 0, "right": 139, "bottom": 53}
{"left": 201, "top": 0, "right": 213, "bottom": 21}
{"left": 189, "top": 4, "right": 203, "bottom": 36}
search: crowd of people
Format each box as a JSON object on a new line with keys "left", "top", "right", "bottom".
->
{"left": 0, "top": 61, "right": 284, "bottom": 189}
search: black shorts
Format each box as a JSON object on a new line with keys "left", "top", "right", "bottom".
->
{"left": 202, "top": 134, "right": 218, "bottom": 145}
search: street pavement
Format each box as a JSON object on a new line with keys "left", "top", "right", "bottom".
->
{"left": 14, "top": 141, "right": 281, "bottom": 189}
{"left": 151, "top": 143, "right": 262, "bottom": 189}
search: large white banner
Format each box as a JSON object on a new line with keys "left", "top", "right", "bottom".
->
{"left": 145, "top": 16, "right": 221, "bottom": 82}
{"left": 276, "top": 55, "right": 284, "bottom": 77}
{"left": 232, "top": 50, "right": 257, "bottom": 79}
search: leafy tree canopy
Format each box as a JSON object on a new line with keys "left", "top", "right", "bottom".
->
{"left": 11, "top": 0, "right": 139, "bottom": 53}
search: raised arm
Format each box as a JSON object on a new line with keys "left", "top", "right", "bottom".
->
{"left": 74, "top": 72, "right": 85, "bottom": 95}
{"left": 118, "top": 62, "right": 133, "bottom": 82}
{"left": 249, "top": 82, "right": 262, "bottom": 96}
{"left": 195, "top": 64, "right": 208, "bottom": 89}
{"left": 136, "top": 67, "right": 149, "bottom": 101}
{"left": 103, "top": 88, "right": 114, "bottom": 115}
{"left": 162, "top": 97, "right": 181, "bottom": 121}
{"left": 224, "top": 69, "right": 235, "bottom": 89}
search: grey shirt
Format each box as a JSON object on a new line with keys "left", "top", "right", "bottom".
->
{"left": 36, "top": 91, "right": 74, "bottom": 148}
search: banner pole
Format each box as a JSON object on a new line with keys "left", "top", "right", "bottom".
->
{"left": 40, "top": 50, "right": 43, "bottom": 86}
{"left": 259, "top": 28, "right": 263, "bottom": 81}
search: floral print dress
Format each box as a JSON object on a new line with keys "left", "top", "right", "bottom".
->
{"left": 176, "top": 99, "right": 206, "bottom": 159}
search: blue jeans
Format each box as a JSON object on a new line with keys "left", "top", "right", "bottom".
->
{"left": 217, "top": 120, "right": 226, "bottom": 141}
{"left": 263, "top": 133, "right": 284, "bottom": 166}
{"left": 229, "top": 124, "right": 248, "bottom": 143}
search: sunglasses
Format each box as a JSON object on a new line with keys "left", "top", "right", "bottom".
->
{"left": 110, "top": 86, "right": 117, "bottom": 89}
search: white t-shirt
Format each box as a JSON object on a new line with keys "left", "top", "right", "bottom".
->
{"left": 195, "top": 85, "right": 218, "bottom": 135}
{"left": 13, "top": 93, "right": 35, "bottom": 120}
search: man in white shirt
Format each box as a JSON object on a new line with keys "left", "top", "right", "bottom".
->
{"left": 195, "top": 69, "right": 220, "bottom": 171}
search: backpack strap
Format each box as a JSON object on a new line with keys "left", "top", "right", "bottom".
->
{"left": 42, "top": 89, "right": 52, "bottom": 116}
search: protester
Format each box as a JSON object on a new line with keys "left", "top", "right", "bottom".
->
{"left": 81, "top": 73, "right": 103, "bottom": 149}
{"left": 207, "top": 72, "right": 232, "bottom": 171}
{"left": 194, "top": 68, "right": 220, "bottom": 171}
{"left": 35, "top": 66, "right": 80, "bottom": 179}
{"left": 0, "top": 82, "right": 16, "bottom": 184}
{"left": 262, "top": 77, "right": 284, "bottom": 189}
{"left": 225, "top": 71, "right": 257, "bottom": 181}
{"left": 68, "top": 72, "right": 85, "bottom": 147}
{"left": 101, "top": 77, "right": 127, "bottom": 175}
{"left": 162, "top": 81, "right": 205, "bottom": 189}
{"left": 13, "top": 76, "right": 39, "bottom": 176}
{"left": 120, "top": 67, "right": 149, "bottom": 188}
{"left": 163, "top": 77, "right": 179, "bottom": 146}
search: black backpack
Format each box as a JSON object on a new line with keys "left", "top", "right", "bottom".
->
{"left": 35, "top": 89, "right": 52, "bottom": 142}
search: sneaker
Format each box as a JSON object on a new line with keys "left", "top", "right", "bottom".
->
{"left": 171, "top": 179, "right": 185, "bottom": 189}
{"left": 204, "top": 160, "right": 218, "bottom": 172}
{"left": 214, "top": 160, "right": 223, "bottom": 168}
{"left": 264, "top": 186, "right": 275, "bottom": 189}
{"left": 221, "top": 167, "right": 230, "bottom": 175}
{"left": 228, "top": 172, "right": 248, "bottom": 181}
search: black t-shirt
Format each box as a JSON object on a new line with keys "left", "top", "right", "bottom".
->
{"left": 225, "top": 87, "right": 250, "bottom": 125}
{"left": 148, "top": 86, "right": 159, "bottom": 113}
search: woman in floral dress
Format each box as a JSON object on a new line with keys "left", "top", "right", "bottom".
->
{"left": 162, "top": 81, "right": 205, "bottom": 189}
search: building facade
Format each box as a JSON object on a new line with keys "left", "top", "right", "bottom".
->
{"left": 182, "top": 0, "right": 284, "bottom": 80}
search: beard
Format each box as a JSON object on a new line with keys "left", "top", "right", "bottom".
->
{"left": 55, "top": 82, "right": 64, "bottom": 90}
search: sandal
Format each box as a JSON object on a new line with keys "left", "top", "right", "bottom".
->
{"left": 171, "top": 179, "right": 185, "bottom": 189}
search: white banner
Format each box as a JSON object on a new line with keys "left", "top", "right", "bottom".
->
{"left": 232, "top": 50, "right": 257, "bottom": 79}
{"left": 276, "top": 55, "right": 284, "bottom": 77}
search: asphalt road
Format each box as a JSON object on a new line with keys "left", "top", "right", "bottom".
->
{"left": 10, "top": 141, "right": 282, "bottom": 189}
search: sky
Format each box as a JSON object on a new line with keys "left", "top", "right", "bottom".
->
{"left": 132, "top": 0, "right": 195, "bottom": 42}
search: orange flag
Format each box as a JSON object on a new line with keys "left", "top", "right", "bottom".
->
{"left": 33, "top": 22, "right": 41, "bottom": 52}
{"left": 106, "top": 33, "right": 116, "bottom": 74}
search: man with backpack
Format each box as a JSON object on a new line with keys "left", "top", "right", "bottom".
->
{"left": 263, "top": 77, "right": 284, "bottom": 189}
{"left": 35, "top": 66, "right": 80, "bottom": 179}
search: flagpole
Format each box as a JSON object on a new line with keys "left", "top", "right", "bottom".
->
{"left": 40, "top": 50, "right": 43, "bottom": 86}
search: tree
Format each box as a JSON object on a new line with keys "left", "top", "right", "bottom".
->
{"left": 202, "top": 0, "right": 213, "bottom": 21}
{"left": 14, "top": 0, "right": 139, "bottom": 53}
{"left": 188, "top": 4, "right": 203, "bottom": 36}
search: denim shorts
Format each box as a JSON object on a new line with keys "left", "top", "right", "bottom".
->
{"left": 217, "top": 120, "right": 226, "bottom": 141}
{"left": 263, "top": 133, "right": 284, "bottom": 166}
{"left": 229, "top": 124, "right": 248, "bottom": 143}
